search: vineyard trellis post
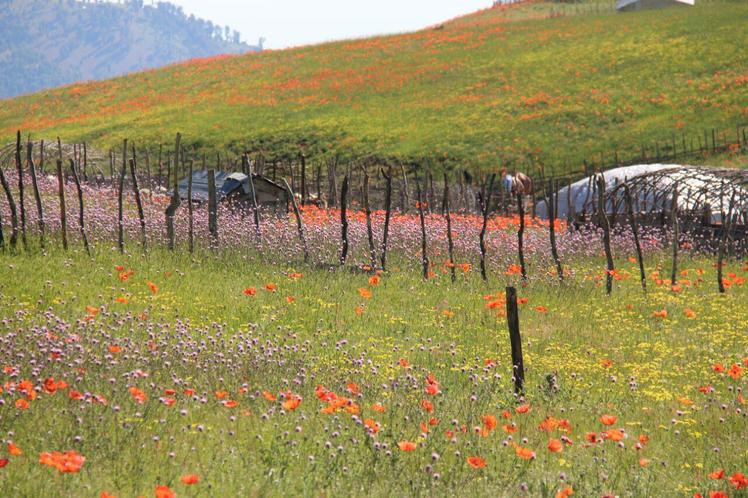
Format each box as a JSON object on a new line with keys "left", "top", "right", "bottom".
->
{"left": 517, "top": 192, "right": 527, "bottom": 281}
{"left": 479, "top": 174, "right": 496, "bottom": 281}
{"left": 27, "top": 138, "right": 45, "bottom": 250}
{"left": 117, "top": 139, "right": 127, "bottom": 254}
{"left": 15, "top": 131, "right": 27, "bottom": 250}
{"left": 283, "top": 178, "right": 309, "bottom": 264}
{"left": 415, "top": 168, "right": 430, "bottom": 281}
{"left": 187, "top": 159, "right": 194, "bottom": 254}
{"left": 380, "top": 166, "right": 393, "bottom": 271}
{"left": 597, "top": 173, "right": 614, "bottom": 295}
{"left": 339, "top": 174, "right": 349, "bottom": 266}
{"left": 670, "top": 185, "right": 679, "bottom": 287}
{"left": 69, "top": 159, "right": 90, "bottom": 256}
{"left": 546, "top": 178, "right": 563, "bottom": 282}
{"left": 0, "top": 164, "right": 18, "bottom": 249}
{"left": 444, "top": 172, "right": 456, "bottom": 283}
{"left": 717, "top": 189, "right": 736, "bottom": 294}
{"left": 207, "top": 169, "right": 219, "bottom": 249}
{"left": 129, "top": 158, "right": 147, "bottom": 252}
{"left": 362, "top": 166, "right": 376, "bottom": 269}
{"left": 623, "top": 183, "right": 646, "bottom": 293}
{"left": 165, "top": 133, "right": 182, "bottom": 251}
{"left": 56, "top": 159, "right": 67, "bottom": 251}
{"left": 244, "top": 153, "right": 261, "bottom": 236}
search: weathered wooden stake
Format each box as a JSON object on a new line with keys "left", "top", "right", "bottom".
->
{"left": 165, "top": 134, "right": 182, "bottom": 251}
{"left": 670, "top": 185, "right": 679, "bottom": 287}
{"left": 624, "top": 184, "right": 646, "bottom": 292}
{"left": 415, "top": 170, "right": 430, "bottom": 280}
{"left": 717, "top": 190, "right": 736, "bottom": 294}
{"left": 444, "top": 172, "right": 456, "bottom": 283}
{"left": 517, "top": 192, "right": 527, "bottom": 280}
{"left": 129, "top": 158, "right": 147, "bottom": 252}
{"left": 0, "top": 165, "right": 19, "bottom": 249}
{"left": 15, "top": 131, "right": 27, "bottom": 250}
{"left": 207, "top": 169, "right": 219, "bottom": 249}
{"left": 27, "top": 139, "right": 45, "bottom": 249}
{"left": 69, "top": 159, "right": 90, "bottom": 256}
{"left": 381, "top": 166, "right": 393, "bottom": 271}
{"left": 56, "top": 159, "right": 67, "bottom": 251}
{"left": 187, "top": 160, "right": 194, "bottom": 254}
{"left": 505, "top": 286, "right": 525, "bottom": 394}
{"left": 244, "top": 154, "right": 261, "bottom": 236}
{"left": 300, "top": 153, "right": 307, "bottom": 205}
{"left": 399, "top": 163, "right": 410, "bottom": 213}
{"left": 117, "top": 140, "right": 127, "bottom": 253}
{"left": 340, "top": 175, "right": 349, "bottom": 265}
{"left": 547, "top": 179, "right": 563, "bottom": 282}
{"left": 283, "top": 178, "right": 309, "bottom": 263}
{"left": 362, "top": 168, "right": 377, "bottom": 269}
{"left": 597, "top": 174, "right": 615, "bottom": 295}
{"left": 479, "top": 174, "right": 496, "bottom": 281}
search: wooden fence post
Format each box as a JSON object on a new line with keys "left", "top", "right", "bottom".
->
{"left": 597, "top": 173, "right": 614, "bottom": 295}
{"left": 415, "top": 169, "right": 430, "bottom": 280}
{"left": 244, "top": 154, "right": 261, "bottom": 236}
{"left": 479, "top": 174, "right": 496, "bottom": 281}
{"left": 165, "top": 134, "right": 182, "bottom": 251}
{"left": 547, "top": 178, "right": 564, "bottom": 282}
{"left": 117, "top": 139, "right": 127, "bottom": 253}
{"left": 517, "top": 192, "right": 527, "bottom": 281}
{"left": 56, "top": 159, "right": 67, "bottom": 251}
{"left": 207, "top": 169, "right": 219, "bottom": 249}
{"left": 399, "top": 163, "right": 410, "bottom": 213}
{"left": 300, "top": 153, "right": 307, "bottom": 205}
{"left": 15, "top": 131, "right": 27, "bottom": 250}
{"left": 670, "top": 185, "right": 679, "bottom": 287}
{"left": 27, "top": 139, "right": 45, "bottom": 249}
{"left": 624, "top": 183, "right": 646, "bottom": 292}
{"left": 284, "top": 178, "right": 309, "bottom": 263}
{"left": 444, "top": 172, "right": 456, "bottom": 283}
{"left": 362, "top": 167, "right": 376, "bottom": 269}
{"left": 381, "top": 166, "right": 393, "bottom": 271}
{"left": 129, "top": 158, "right": 147, "bottom": 252}
{"left": 0, "top": 165, "right": 19, "bottom": 249}
{"left": 505, "top": 286, "right": 525, "bottom": 395}
{"left": 717, "top": 190, "right": 736, "bottom": 294}
{"left": 339, "top": 175, "right": 349, "bottom": 265}
{"left": 187, "top": 160, "right": 194, "bottom": 253}
{"left": 69, "top": 159, "right": 90, "bottom": 256}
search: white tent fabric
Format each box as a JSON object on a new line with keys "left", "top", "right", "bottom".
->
{"left": 535, "top": 164, "right": 746, "bottom": 222}
{"left": 616, "top": 0, "right": 695, "bottom": 12}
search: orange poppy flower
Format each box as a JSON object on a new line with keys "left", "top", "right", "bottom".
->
{"left": 282, "top": 396, "right": 301, "bottom": 411}
{"left": 515, "top": 404, "right": 531, "bottom": 414}
{"left": 602, "top": 429, "right": 625, "bottom": 442}
{"left": 108, "top": 345, "right": 122, "bottom": 354}
{"left": 358, "top": 288, "right": 372, "bottom": 299}
{"left": 0, "top": 459, "right": 8, "bottom": 468}
{"left": 368, "top": 275, "right": 380, "bottom": 286}
{"left": 534, "top": 305, "right": 548, "bottom": 313}
{"left": 155, "top": 485, "right": 175, "bottom": 498}
{"left": 467, "top": 456, "right": 486, "bottom": 469}
{"left": 513, "top": 444, "right": 535, "bottom": 460}
{"left": 728, "top": 364, "right": 743, "bottom": 380}
{"left": 503, "top": 424, "right": 518, "bottom": 434}
{"left": 354, "top": 305, "right": 364, "bottom": 315}
{"left": 398, "top": 358, "right": 410, "bottom": 368}
{"left": 39, "top": 450, "right": 85, "bottom": 473}
{"left": 147, "top": 282, "right": 158, "bottom": 295}
{"left": 243, "top": 287, "right": 257, "bottom": 296}
{"left": 372, "top": 403, "right": 386, "bottom": 413}
{"left": 8, "top": 442, "right": 22, "bottom": 456}
{"left": 288, "top": 272, "right": 304, "bottom": 279}
{"left": 364, "top": 418, "right": 379, "bottom": 434}
{"left": 262, "top": 391, "right": 277, "bottom": 401}
{"left": 684, "top": 308, "right": 697, "bottom": 319}
{"left": 265, "top": 283, "right": 277, "bottom": 292}
{"left": 652, "top": 309, "right": 667, "bottom": 319}
{"left": 600, "top": 414, "right": 617, "bottom": 426}
{"left": 547, "top": 439, "right": 563, "bottom": 453}
{"left": 708, "top": 469, "right": 725, "bottom": 479}
{"left": 398, "top": 441, "right": 417, "bottom": 452}
{"left": 15, "top": 399, "right": 29, "bottom": 410}
{"left": 223, "top": 400, "right": 238, "bottom": 408}
{"left": 180, "top": 474, "right": 200, "bottom": 485}
{"left": 421, "top": 399, "right": 434, "bottom": 413}
{"left": 556, "top": 486, "right": 573, "bottom": 498}
{"left": 482, "top": 414, "right": 498, "bottom": 431}
{"left": 346, "top": 383, "right": 361, "bottom": 395}
{"left": 286, "top": 296, "right": 296, "bottom": 304}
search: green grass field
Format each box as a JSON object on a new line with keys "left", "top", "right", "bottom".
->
{"left": 1, "top": 1, "right": 748, "bottom": 173}
{"left": 1, "top": 246, "right": 746, "bottom": 497}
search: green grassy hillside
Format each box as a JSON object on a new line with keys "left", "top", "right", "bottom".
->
{"left": 1, "top": 1, "right": 747, "bottom": 173}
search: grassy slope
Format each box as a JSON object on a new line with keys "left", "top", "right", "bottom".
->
{"left": 1, "top": 1, "right": 748, "bottom": 173}
{"left": 0, "top": 247, "right": 746, "bottom": 496}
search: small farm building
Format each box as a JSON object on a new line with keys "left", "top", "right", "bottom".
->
{"left": 616, "top": 0, "right": 694, "bottom": 11}
{"left": 179, "top": 170, "right": 288, "bottom": 211}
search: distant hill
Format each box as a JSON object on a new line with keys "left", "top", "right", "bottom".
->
{"left": 1, "top": 1, "right": 747, "bottom": 174}
{"left": 0, "top": 0, "right": 260, "bottom": 98}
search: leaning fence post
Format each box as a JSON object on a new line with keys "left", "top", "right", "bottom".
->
{"left": 165, "top": 133, "right": 182, "bottom": 251}
{"left": 339, "top": 174, "right": 349, "bottom": 265}
{"left": 717, "top": 190, "right": 736, "bottom": 294}
{"left": 380, "top": 166, "right": 393, "bottom": 271}
{"left": 547, "top": 178, "right": 564, "bottom": 282}
{"left": 283, "top": 178, "right": 309, "bottom": 263}
{"left": 56, "top": 159, "right": 67, "bottom": 251}
{"left": 207, "top": 169, "right": 219, "bottom": 249}
{"left": 69, "top": 159, "right": 90, "bottom": 256}
{"left": 444, "top": 172, "right": 456, "bottom": 283}
{"left": 597, "top": 173, "right": 615, "bottom": 295}
{"left": 670, "top": 185, "right": 679, "bottom": 287}
{"left": 0, "top": 165, "right": 19, "bottom": 249}
{"left": 129, "top": 158, "right": 147, "bottom": 252}
{"left": 27, "top": 139, "right": 45, "bottom": 250}
{"left": 362, "top": 167, "right": 376, "bottom": 269}
{"left": 505, "top": 286, "right": 525, "bottom": 395}
{"left": 479, "top": 174, "right": 496, "bottom": 281}
{"left": 624, "top": 183, "right": 646, "bottom": 292}
{"left": 117, "top": 140, "right": 127, "bottom": 253}
{"left": 15, "top": 131, "right": 28, "bottom": 250}
{"left": 244, "top": 155, "right": 261, "bottom": 236}
{"left": 187, "top": 160, "right": 194, "bottom": 254}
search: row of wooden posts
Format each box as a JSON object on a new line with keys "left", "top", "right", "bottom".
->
{"left": 1, "top": 131, "right": 744, "bottom": 296}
